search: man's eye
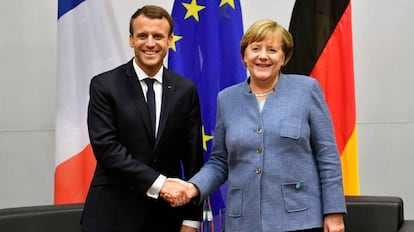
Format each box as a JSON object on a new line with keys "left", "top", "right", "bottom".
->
{"left": 153, "top": 34, "right": 164, "bottom": 40}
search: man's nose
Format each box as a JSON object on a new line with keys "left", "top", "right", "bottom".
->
{"left": 146, "top": 36, "right": 155, "bottom": 46}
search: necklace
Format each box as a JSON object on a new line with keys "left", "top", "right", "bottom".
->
{"left": 252, "top": 89, "right": 275, "bottom": 97}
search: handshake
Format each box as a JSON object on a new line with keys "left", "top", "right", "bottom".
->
{"left": 160, "top": 178, "right": 199, "bottom": 207}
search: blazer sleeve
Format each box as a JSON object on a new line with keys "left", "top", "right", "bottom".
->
{"left": 309, "top": 81, "right": 347, "bottom": 215}
{"left": 189, "top": 92, "right": 230, "bottom": 204}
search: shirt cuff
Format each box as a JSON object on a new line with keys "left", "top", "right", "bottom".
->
{"left": 146, "top": 174, "right": 166, "bottom": 199}
{"left": 182, "top": 220, "right": 201, "bottom": 229}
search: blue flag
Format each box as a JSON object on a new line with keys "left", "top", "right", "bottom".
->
{"left": 168, "top": 0, "right": 246, "bottom": 231}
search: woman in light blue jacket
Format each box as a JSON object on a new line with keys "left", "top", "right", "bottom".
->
{"left": 167, "top": 19, "right": 346, "bottom": 232}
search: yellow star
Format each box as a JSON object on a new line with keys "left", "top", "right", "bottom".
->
{"left": 202, "top": 126, "right": 214, "bottom": 151}
{"left": 170, "top": 33, "right": 183, "bottom": 52}
{"left": 219, "top": 0, "right": 235, "bottom": 9}
{"left": 182, "top": 0, "right": 206, "bottom": 21}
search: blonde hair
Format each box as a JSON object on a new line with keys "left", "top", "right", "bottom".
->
{"left": 240, "top": 19, "right": 294, "bottom": 66}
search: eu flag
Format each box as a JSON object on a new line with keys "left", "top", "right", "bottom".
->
{"left": 168, "top": 0, "right": 246, "bottom": 230}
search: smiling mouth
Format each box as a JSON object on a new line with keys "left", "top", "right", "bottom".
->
{"left": 256, "top": 63, "right": 271, "bottom": 67}
{"left": 144, "top": 50, "right": 158, "bottom": 55}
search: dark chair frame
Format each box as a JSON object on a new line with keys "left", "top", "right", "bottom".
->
{"left": 1, "top": 196, "right": 414, "bottom": 232}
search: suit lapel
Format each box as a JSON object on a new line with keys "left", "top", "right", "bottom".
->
{"left": 125, "top": 60, "right": 155, "bottom": 143}
{"left": 155, "top": 69, "right": 174, "bottom": 148}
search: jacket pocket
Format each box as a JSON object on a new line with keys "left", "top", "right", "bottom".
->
{"left": 280, "top": 118, "right": 301, "bottom": 139}
{"left": 281, "top": 181, "right": 309, "bottom": 212}
{"left": 227, "top": 188, "right": 243, "bottom": 217}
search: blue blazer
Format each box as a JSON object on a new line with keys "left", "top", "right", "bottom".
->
{"left": 190, "top": 73, "right": 346, "bottom": 231}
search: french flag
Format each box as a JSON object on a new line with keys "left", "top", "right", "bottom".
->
{"left": 55, "top": 0, "right": 126, "bottom": 204}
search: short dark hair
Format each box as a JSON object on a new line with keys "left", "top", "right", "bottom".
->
{"left": 129, "top": 5, "right": 174, "bottom": 36}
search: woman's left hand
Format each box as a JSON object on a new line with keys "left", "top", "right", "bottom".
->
{"left": 324, "top": 213, "right": 345, "bottom": 232}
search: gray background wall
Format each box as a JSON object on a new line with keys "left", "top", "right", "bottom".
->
{"left": 1, "top": 0, "right": 414, "bottom": 219}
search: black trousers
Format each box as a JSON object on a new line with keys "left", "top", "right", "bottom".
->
{"left": 293, "top": 228, "right": 323, "bottom": 232}
{"left": 221, "top": 228, "right": 323, "bottom": 232}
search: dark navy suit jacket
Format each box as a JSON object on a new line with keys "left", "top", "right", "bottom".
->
{"left": 82, "top": 59, "right": 203, "bottom": 232}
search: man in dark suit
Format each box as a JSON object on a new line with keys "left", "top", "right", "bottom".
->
{"left": 81, "top": 5, "right": 203, "bottom": 232}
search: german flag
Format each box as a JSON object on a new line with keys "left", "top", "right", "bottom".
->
{"left": 283, "top": 0, "right": 359, "bottom": 195}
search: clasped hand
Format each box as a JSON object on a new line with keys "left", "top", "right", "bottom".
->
{"left": 160, "top": 178, "right": 199, "bottom": 207}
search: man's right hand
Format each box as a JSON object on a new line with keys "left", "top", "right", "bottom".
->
{"left": 160, "top": 178, "right": 199, "bottom": 207}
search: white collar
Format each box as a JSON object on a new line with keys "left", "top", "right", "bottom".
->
{"left": 132, "top": 58, "right": 163, "bottom": 83}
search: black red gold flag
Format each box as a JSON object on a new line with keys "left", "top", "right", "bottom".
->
{"left": 283, "top": 0, "right": 359, "bottom": 195}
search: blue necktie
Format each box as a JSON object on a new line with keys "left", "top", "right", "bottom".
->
{"left": 144, "top": 78, "right": 156, "bottom": 136}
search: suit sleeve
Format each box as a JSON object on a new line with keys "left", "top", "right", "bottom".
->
{"left": 181, "top": 85, "right": 204, "bottom": 179}
{"left": 180, "top": 84, "right": 204, "bottom": 221}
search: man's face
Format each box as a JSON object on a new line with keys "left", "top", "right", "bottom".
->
{"left": 129, "top": 15, "right": 172, "bottom": 76}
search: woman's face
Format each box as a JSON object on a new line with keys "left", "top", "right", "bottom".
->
{"left": 243, "top": 35, "right": 285, "bottom": 82}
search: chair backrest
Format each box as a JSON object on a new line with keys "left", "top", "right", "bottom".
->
{"left": 0, "top": 197, "right": 407, "bottom": 232}
{"left": 344, "top": 196, "right": 404, "bottom": 232}
{"left": 0, "top": 203, "right": 84, "bottom": 232}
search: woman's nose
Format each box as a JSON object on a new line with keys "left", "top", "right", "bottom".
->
{"left": 258, "top": 49, "right": 268, "bottom": 59}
